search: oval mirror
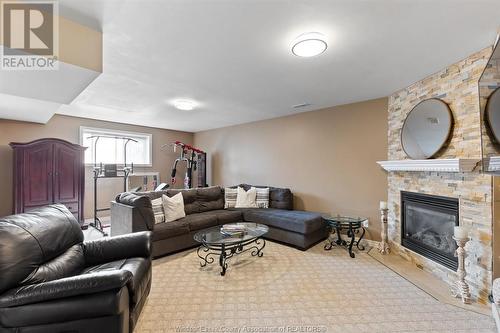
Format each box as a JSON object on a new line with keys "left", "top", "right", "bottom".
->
{"left": 486, "top": 87, "right": 500, "bottom": 144}
{"left": 401, "top": 99, "right": 453, "bottom": 159}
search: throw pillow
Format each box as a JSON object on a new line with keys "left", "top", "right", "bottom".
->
{"left": 162, "top": 192, "right": 186, "bottom": 222}
{"left": 235, "top": 186, "right": 258, "bottom": 208}
{"left": 224, "top": 187, "right": 238, "bottom": 209}
{"left": 151, "top": 197, "right": 165, "bottom": 224}
{"left": 255, "top": 187, "right": 270, "bottom": 208}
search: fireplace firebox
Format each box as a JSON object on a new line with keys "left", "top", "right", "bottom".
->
{"left": 401, "top": 191, "right": 458, "bottom": 271}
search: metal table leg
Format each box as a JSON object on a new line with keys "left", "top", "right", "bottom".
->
{"left": 347, "top": 224, "right": 356, "bottom": 258}
{"left": 356, "top": 227, "right": 366, "bottom": 251}
{"left": 197, "top": 237, "right": 265, "bottom": 276}
{"left": 219, "top": 243, "right": 227, "bottom": 276}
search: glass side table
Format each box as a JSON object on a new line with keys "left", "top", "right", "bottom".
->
{"left": 323, "top": 215, "right": 367, "bottom": 258}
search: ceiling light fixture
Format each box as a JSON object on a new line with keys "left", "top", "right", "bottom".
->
{"left": 291, "top": 32, "right": 327, "bottom": 57}
{"left": 172, "top": 99, "right": 198, "bottom": 111}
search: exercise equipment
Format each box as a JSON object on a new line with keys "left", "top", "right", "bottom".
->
{"left": 88, "top": 135, "right": 137, "bottom": 236}
{"left": 162, "top": 141, "right": 207, "bottom": 189}
{"left": 197, "top": 151, "right": 207, "bottom": 188}
{"left": 155, "top": 183, "right": 170, "bottom": 191}
{"left": 127, "top": 172, "right": 163, "bottom": 193}
{"left": 129, "top": 186, "right": 142, "bottom": 192}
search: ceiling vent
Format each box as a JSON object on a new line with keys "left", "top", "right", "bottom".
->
{"left": 292, "top": 103, "right": 312, "bottom": 109}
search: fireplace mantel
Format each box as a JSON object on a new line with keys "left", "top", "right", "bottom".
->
{"left": 485, "top": 156, "right": 500, "bottom": 172}
{"left": 377, "top": 158, "right": 481, "bottom": 172}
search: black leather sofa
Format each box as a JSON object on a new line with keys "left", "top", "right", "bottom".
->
{"left": 0, "top": 204, "right": 152, "bottom": 333}
{"left": 111, "top": 185, "right": 328, "bottom": 257}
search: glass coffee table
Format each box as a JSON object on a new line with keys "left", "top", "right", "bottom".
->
{"left": 194, "top": 223, "right": 268, "bottom": 276}
{"left": 324, "top": 215, "right": 367, "bottom": 258}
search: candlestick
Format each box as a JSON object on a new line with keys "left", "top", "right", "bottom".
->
{"left": 450, "top": 236, "right": 471, "bottom": 304}
{"left": 377, "top": 206, "right": 390, "bottom": 255}
{"left": 379, "top": 201, "right": 388, "bottom": 210}
{"left": 454, "top": 226, "right": 469, "bottom": 239}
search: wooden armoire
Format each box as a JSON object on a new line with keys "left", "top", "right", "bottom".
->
{"left": 10, "top": 138, "right": 86, "bottom": 224}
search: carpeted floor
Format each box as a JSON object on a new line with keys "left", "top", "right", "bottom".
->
{"left": 135, "top": 241, "right": 495, "bottom": 333}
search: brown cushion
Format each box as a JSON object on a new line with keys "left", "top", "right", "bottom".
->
{"left": 230, "top": 184, "right": 293, "bottom": 210}
{"left": 152, "top": 220, "right": 190, "bottom": 241}
{"left": 166, "top": 189, "right": 199, "bottom": 215}
{"left": 180, "top": 213, "right": 219, "bottom": 231}
{"left": 138, "top": 189, "right": 202, "bottom": 215}
{"left": 199, "top": 210, "right": 243, "bottom": 225}
{"left": 197, "top": 186, "right": 224, "bottom": 212}
{"left": 268, "top": 188, "right": 293, "bottom": 210}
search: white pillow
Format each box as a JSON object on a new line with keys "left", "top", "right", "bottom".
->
{"left": 255, "top": 187, "right": 270, "bottom": 208}
{"left": 151, "top": 197, "right": 165, "bottom": 224}
{"left": 162, "top": 193, "right": 186, "bottom": 222}
{"left": 224, "top": 187, "right": 238, "bottom": 209}
{"left": 235, "top": 186, "right": 258, "bottom": 208}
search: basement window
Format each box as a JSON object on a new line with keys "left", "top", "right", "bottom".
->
{"left": 80, "top": 126, "right": 152, "bottom": 166}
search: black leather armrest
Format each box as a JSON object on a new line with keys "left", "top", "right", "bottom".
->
{"left": 0, "top": 270, "right": 132, "bottom": 308}
{"left": 83, "top": 231, "right": 152, "bottom": 266}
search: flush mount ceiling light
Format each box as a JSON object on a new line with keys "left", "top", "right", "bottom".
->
{"left": 172, "top": 99, "right": 198, "bottom": 111}
{"left": 291, "top": 32, "right": 327, "bottom": 57}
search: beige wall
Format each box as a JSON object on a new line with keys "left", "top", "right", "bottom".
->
{"left": 194, "top": 98, "right": 388, "bottom": 241}
{"left": 0, "top": 115, "right": 193, "bottom": 219}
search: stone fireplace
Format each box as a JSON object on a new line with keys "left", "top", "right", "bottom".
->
{"left": 401, "top": 191, "right": 458, "bottom": 271}
{"left": 384, "top": 47, "right": 494, "bottom": 304}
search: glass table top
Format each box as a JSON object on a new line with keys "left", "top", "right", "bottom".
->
{"left": 193, "top": 223, "right": 269, "bottom": 245}
{"left": 323, "top": 215, "right": 367, "bottom": 225}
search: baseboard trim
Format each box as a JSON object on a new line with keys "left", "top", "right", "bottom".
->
{"left": 361, "top": 239, "right": 380, "bottom": 248}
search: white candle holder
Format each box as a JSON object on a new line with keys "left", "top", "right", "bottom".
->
{"left": 450, "top": 236, "right": 471, "bottom": 304}
{"left": 377, "top": 208, "right": 390, "bottom": 255}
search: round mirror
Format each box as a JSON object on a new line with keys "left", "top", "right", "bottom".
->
{"left": 401, "top": 98, "right": 453, "bottom": 159}
{"left": 486, "top": 87, "right": 500, "bottom": 144}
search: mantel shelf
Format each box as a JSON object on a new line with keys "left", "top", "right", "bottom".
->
{"left": 377, "top": 158, "right": 481, "bottom": 172}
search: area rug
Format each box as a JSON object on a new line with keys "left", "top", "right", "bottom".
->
{"left": 135, "top": 241, "right": 495, "bottom": 333}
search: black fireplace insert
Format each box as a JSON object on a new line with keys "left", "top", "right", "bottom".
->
{"left": 401, "top": 191, "right": 458, "bottom": 271}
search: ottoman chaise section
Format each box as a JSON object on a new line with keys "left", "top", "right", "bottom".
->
{"left": 241, "top": 208, "right": 324, "bottom": 234}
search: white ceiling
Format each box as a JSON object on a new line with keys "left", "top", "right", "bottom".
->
{"left": 51, "top": 0, "right": 500, "bottom": 132}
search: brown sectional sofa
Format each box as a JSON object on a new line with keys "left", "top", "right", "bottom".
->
{"left": 111, "top": 185, "right": 328, "bottom": 257}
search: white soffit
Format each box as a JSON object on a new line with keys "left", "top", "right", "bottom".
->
{"left": 0, "top": 5, "right": 102, "bottom": 123}
{"left": 0, "top": 93, "right": 61, "bottom": 123}
{"left": 0, "top": 54, "right": 101, "bottom": 104}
